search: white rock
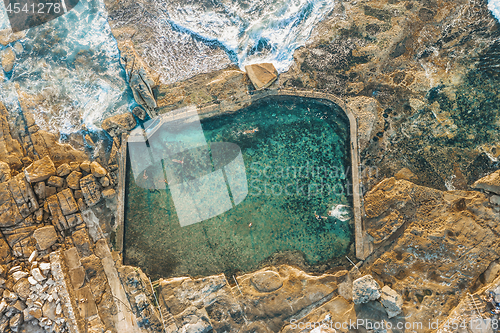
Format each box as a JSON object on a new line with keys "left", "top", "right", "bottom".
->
{"left": 39, "top": 262, "right": 51, "bottom": 274}
{"left": 380, "top": 285, "right": 403, "bottom": 318}
{"left": 31, "top": 268, "right": 46, "bottom": 282}
{"left": 56, "top": 303, "right": 62, "bottom": 315}
{"left": 26, "top": 297, "right": 34, "bottom": 308}
{"left": 12, "top": 271, "right": 29, "bottom": 281}
{"left": 9, "top": 266, "right": 21, "bottom": 274}
{"left": 28, "top": 277, "right": 38, "bottom": 285}
{"left": 352, "top": 275, "right": 381, "bottom": 304}
{"left": 23, "top": 308, "right": 34, "bottom": 321}
{"left": 0, "top": 299, "right": 7, "bottom": 313}
{"left": 29, "top": 251, "right": 38, "bottom": 263}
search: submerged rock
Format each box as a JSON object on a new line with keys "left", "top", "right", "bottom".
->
{"left": 1, "top": 47, "right": 15, "bottom": 72}
{"left": 118, "top": 41, "right": 157, "bottom": 114}
{"left": 245, "top": 63, "right": 278, "bottom": 90}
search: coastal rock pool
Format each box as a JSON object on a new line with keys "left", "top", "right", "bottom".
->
{"left": 124, "top": 96, "right": 354, "bottom": 279}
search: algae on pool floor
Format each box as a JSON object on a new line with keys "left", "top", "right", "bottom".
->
{"left": 124, "top": 96, "right": 353, "bottom": 279}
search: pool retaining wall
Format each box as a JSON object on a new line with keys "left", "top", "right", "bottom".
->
{"left": 115, "top": 88, "right": 371, "bottom": 262}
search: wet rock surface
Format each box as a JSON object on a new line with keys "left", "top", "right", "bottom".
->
{"left": 278, "top": 0, "right": 500, "bottom": 191}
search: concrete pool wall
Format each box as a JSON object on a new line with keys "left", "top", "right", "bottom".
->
{"left": 114, "top": 88, "right": 372, "bottom": 268}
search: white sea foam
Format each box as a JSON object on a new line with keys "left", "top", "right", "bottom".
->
{"left": 165, "top": 0, "right": 336, "bottom": 73}
{"left": 0, "top": 0, "right": 336, "bottom": 135}
{"left": 0, "top": 0, "right": 132, "bottom": 134}
{"left": 328, "top": 204, "right": 352, "bottom": 222}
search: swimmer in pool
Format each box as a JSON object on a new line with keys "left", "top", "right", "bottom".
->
{"left": 143, "top": 170, "right": 148, "bottom": 180}
{"left": 314, "top": 211, "right": 328, "bottom": 220}
{"left": 243, "top": 128, "right": 259, "bottom": 134}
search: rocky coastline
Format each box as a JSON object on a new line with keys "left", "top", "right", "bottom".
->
{"left": 0, "top": 0, "right": 499, "bottom": 332}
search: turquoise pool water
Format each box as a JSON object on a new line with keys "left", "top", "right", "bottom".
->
{"left": 124, "top": 96, "right": 353, "bottom": 279}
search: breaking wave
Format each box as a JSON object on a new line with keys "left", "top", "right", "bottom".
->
{"left": 163, "top": 0, "right": 336, "bottom": 73}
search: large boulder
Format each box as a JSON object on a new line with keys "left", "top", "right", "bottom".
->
{"left": 0, "top": 182, "right": 23, "bottom": 227}
{"left": 90, "top": 161, "right": 107, "bottom": 178}
{"left": 47, "top": 176, "right": 64, "bottom": 188}
{"left": 245, "top": 63, "right": 278, "bottom": 90}
{"left": 57, "top": 189, "right": 78, "bottom": 215}
{"left": 473, "top": 170, "right": 500, "bottom": 195}
{"left": 80, "top": 174, "right": 102, "bottom": 207}
{"left": 101, "top": 112, "right": 137, "bottom": 137}
{"left": 0, "top": 161, "right": 11, "bottom": 182}
{"left": 46, "top": 195, "right": 68, "bottom": 231}
{"left": 118, "top": 41, "right": 157, "bottom": 113}
{"left": 352, "top": 275, "right": 381, "bottom": 305}
{"left": 379, "top": 285, "right": 403, "bottom": 318}
{"left": 0, "top": 236, "right": 11, "bottom": 264}
{"left": 66, "top": 171, "right": 82, "bottom": 190}
{"left": 24, "top": 156, "right": 56, "bottom": 183}
{"left": 33, "top": 226, "right": 58, "bottom": 251}
{"left": 56, "top": 163, "right": 71, "bottom": 177}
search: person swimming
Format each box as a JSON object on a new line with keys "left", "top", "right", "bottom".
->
{"left": 314, "top": 211, "right": 328, "bottom": 220}
{"left": 243, "top": 127, "right": 259, "bottom": 134}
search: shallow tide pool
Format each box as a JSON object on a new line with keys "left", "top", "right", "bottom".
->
{"left": 124, "top": 96, "right": 353, "bottom": 279}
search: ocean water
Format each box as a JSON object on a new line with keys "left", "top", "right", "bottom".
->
{"left": 162, "top": 0, "right": 336, "bottom": 73}
{"left": 0, "top": 0, "right": 133, "bottom": 134}
{"left": 0, "top": 0, "right": 336, "bottom": 134}
{"left": 124, "top": 96, "right": 353, "bottom": 279}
